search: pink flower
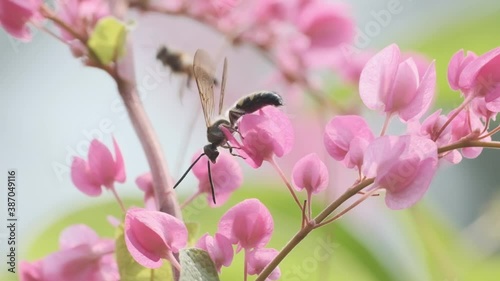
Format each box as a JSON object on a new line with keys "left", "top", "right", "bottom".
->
{"left": 362, "top": 135, "right": 438, "bottom": 210}
{"left": 336, "top": 50, "right": 374, "bottom": 84}
{"left": 296, "top": 1, "right": 354, "bottom": 51}
{"left": 253, "top": 0, "right": 291, "bottom": 23}
{"left": 449, "top": 108, "right": 490, "bottom": 159}
{"left": 196, "top": 233, "right": 234, "bottom": 272}
{"left": 218, "top": 199, "right": 274, "bottom": 251}
{"left": 136, "top": 172, "right": 156, "bottom": 210}
{"left": 124, "top": 208, "right": 187, "bottom": 269}
{"left": 292, "top": 153, "right": 329, "bottom": 195}
{"left": 323, "top": 115, "right": 374, "bottom": 169}
{"left": 447, "top": 49, "right": 478, "bottom": 92}
{"left": 71, "top": 138, "right": 125, "bottom": 196}
{"left": 471, "top": 96, "right": 497, "bottom": 122}
{"left": 459, "top": 47, "right": 500, "bottom": 111}
{"left": 20, "top": 260, "right": 43, "bottom": 281}
{"left": 246, "top": 248, "right": 281, "bottom": 281}
{"left": 57, "top": 0, "right": 110, "bottom": 41}
{"left": 224, "top": 106, "right": 294, "bottom": 168}
{"left": 275, "top": 34, "right": 310, "bottom": 81}
{"left": 359, "top": 44, "right": 436, "bottom": 122}
{"left": 0, "top": 0, "right": 42, "bottom": 41}
{"left": 20, "top": 224, "right": 118, "bottom": 281}
{"left": 191, "top": 150, "right": 243, "bottom": 206}
{"left": 407, "top": 110, "right": 461, "bottom": 164}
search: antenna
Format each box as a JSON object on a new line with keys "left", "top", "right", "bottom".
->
{"left": 173, "top": 153, "right": 206, "bottom": 189}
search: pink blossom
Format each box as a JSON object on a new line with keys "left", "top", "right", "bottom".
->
{"left": 57, "top": 0, "right": 110, "bottom": 41}
{"left": 447, "top": 49, "right": 477, "bottom": 92}
{"left": 359, "top": 44, "right": 436, "bottom": 122}
{"left": 459, "top": 47, "right": 500, "bottom": 111}
{"left": 449, "top": 108, "right": 489, "bottom": 159}
{"left": 135, "top": 172, "right": 156, "bottom": 210}
{"left": 336, "top": 50, "right": 374, "bottom": 84}
{"left": 196, "top": 233, "right": 234, "bottom": 272}
{"left": 471, "top": 96, "right": 497, "bottom": 122}
{"left": 20, "top": 260, "right": 43, "bottom": 281}
{"left": 246, "top": 248, "right": 281, "bottom": 281}
{"left": 191, "top": 150, "right": 243, "bottom": 206}
{"left": 407, "top": 110, "right": 461, "bottom": 164}
{"left": 253, "top": 0, "right": 291, "bottom": 23}
{"left": 0, "top": 0, "right": 42, "bottom": 41}
{"left": 296, "top": 1, "right": 354, "bottom": 51}
{"left": 188, "top": 0, "right": 237, "bottom": 18}
{"left": 323, "top": 115, "right": 374, "bottom": 169}
{"left": 124, "top": 208, "right": 187, "bottom": 269}
{"left": 218, "top": 199, "right": 274, "bottom": 251}
{"left": 71, "top": 138, "right": 125, "bottom": 196}
{"left": 362, "top": 135, "right": 438, "bottom": 210}
{"left": 275, "top": 34, "right": 310, "bottom": 81}
{"left": 224, "top": 106, "right": 294, "bottom": 168}
{"left": 20, "top": 224, "right": 118, "bottom": 281}
{"left": 292, "top": 153, "right": 329, "bottom": 194}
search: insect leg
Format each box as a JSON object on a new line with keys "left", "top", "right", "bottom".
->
{"left": 207, "top": 161, "right": 216, "bottom": 204}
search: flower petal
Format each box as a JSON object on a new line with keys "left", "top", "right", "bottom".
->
{"left": 124, "top": 208, "right": 187, "bottom": 268}
{"left": 113, "top": 137, "right": 126, "bottom": 183}
{"left": 292, "top": 153, "right": 329, "bottom": 194}
{"left": 70, "top": 157, "right": 102, "bottom": 196}
{"left": 88, "top": 139, "right": 116, "bottom": 188}
{"left": 218, "top": 199, "right": 274, "bottom": 250}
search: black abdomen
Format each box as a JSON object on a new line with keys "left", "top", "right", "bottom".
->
{"left": 235, "top": 91, "right": 283, "bottom": 114}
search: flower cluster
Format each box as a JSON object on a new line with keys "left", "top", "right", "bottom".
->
{"left": 20, "top": 225, "right": 118, "bottom": 280}
{"left": 324, "top": 44, "right": 500, "bottom": 209}
{"left": 197, "top": 199, "right": 280, "bottom": 280}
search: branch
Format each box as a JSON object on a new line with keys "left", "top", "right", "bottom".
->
{"left": 255, "top": 178, "right": 375, "bottom": 280}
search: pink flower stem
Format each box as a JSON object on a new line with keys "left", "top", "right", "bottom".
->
{"left": 40, "top": 5, "right": 86, "bottom": 42}
{"left": 301, "top": 200, "right": 307, "bottom": 229}
{"left": 313, "top": 186, "right": 381, "bottom": 229}
{"left": 380, "top": 113, "right": 392, "bottom": 136}
{"left": 255, "top": 178, "right": 375, "bottom": 281}
{"left": 307, "top": 192, "right": 313, "bottom": 221}
{"left": 109, "top": 185, "right": 126, "bottom": 213}
{"left": 434, "top": 95, "right": 474, "bottom": 141}
{"left": 244, "top": 250, "right": 248, "bottom": 281}
{"left": 479, "top": 123, "right": 500, "bottom": 140}
{"left": 268, "top": 157, "right": 303, "bottom": 211}
{"left": 438, "top": 140, "right": 500, "bottom": 154}
{"left": 166, "top": 251, "right": 182, "bottom": 272}
{"left": 180, "top": 191, "right": 201, "bottom": 209}
{"left": 32, "top": 21, "right": 66, "bottom": 44}
{"left": 117, "top": 80, "right": 183, "bottom": 219}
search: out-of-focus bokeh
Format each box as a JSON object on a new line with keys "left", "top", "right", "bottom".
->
{"left": 1, "top": 0, "right": 500, "bottom": 280}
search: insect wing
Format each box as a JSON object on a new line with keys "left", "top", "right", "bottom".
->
{"left": 218, "top": 57, "right": 228, "bottom": 115}
{"left": 193, "top": 49, "right": 216, "bottom": 127}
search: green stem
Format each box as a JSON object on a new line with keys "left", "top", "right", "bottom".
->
{"left": 255, "top": 178, "right": 375, "bottom": 281}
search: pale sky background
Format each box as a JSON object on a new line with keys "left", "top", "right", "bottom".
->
{"left": 1, "top": 0, "right": 500, "bottom": 276}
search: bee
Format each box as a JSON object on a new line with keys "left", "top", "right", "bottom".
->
{"left": 173, "top": 49, "right": 284, "bottom": 204}
{"left": 156, "top": 46, "right": 218, "bottom": 89}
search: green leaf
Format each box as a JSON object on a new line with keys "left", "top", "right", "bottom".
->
{"left": 179, "top": 248, "right": 220, "bottom": 281}
{"left": 115, "top": 225, "right": 173, "bottom": 281}
{"left": 87, "top": 16, "right": 127, "bottom": 65}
